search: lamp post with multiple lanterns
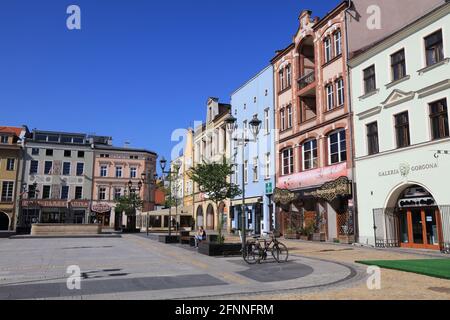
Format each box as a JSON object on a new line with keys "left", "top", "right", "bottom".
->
{"left": 159, "top": 157, "right": 181, "bottom": 237}
{"left": 125, "top": 172, "right": 146, "bottom": 231}
{"left": 225, "top": 114, "right": 262, "bottom": 253}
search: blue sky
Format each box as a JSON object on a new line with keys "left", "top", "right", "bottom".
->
{"left": 0, "top": 0, "right": 340, "bottom": 166}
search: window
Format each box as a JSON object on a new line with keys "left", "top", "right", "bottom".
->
{"left": 280, "top": 109, "right": 286, "bottom": 131}
{"left": 264, "top": 109, "right": 270, "bottom": 134}
{"left": 76, "top": 163, "right": 84, "bottom": 176}
{"left": 0, "top": 135, "right": 8, "bottom": 144}
{"left": 100, "top": 165, "right": 108, "bottom": 177}
{"left": 42, "top": 186, "right": 51, "bottom": 199}
{"left": 265, "top": 153, "right": 271, "bottom": 179}
{"left": 282, "top": 148, "right": 294, "bottom": 175}
{"left": 329, "top": 130, "right": 347, "bottom": 164}
{"left": 6, "top": 159, "right": 15, "bottom": 171}
{"left": 287, "top": 105, "right": 293, "bottom": 128}
{"left": 28, "top": 184, "right": 36, "bottom": 199}
{"left": 367, "top": 122, "right": 379, "bottom": 155}
{"left": 326, "top": 84, "right": 335, "bottom": 110}
{"left": 114, "top": 188, "right": 122, "bottom": 200}
{"left": 63, "top": 162, "right": 71, "bottom": 175}
{"left": 324, "top": 37, "right": 332, "bottom": 63}
{"left": 99, "top": 187, "right": 107, "bottom": 200}
{"left": 61, "top": 186, "right": 69, "bottom": 200}
{"left": 363, "top": 65, "right": 376, "bottom": 94}
{"left": 336, "top": 78, "right": 345, "bottom": 106}
{"left": 78, "top": 151, "right": 85, "bottom": 158}
{"left": 116, "top": 166, "right": 123, "bottom": 178}
{"left": 243, "top": 120, "right": 248, "bottom": 140}
{"left": 286, "top": 65, "right": 292, "bottom": 88}
{"left": 100, "top": 154, "right": 110, "bottom": 158}
{"left": 47, "top": 135, "right": 58, "bottom": 143}
{"left": 44, "top": 161, "right": 53, "bottom": 175}
{"left": 430, "top": 99, "right": 449, "bottom": 140}
{"left": 75, "top": 186, "right": 83, "bottom": 200}
{"left": 425, "top": 30, "right": 444, "bottom": 67}
{"left": 130, "top": 167, "right": 137, "bottom": 178}
{"left": 253, "top": 157, "right": 259, "bottom": 182}
{"left": 303, "top": 140, "right": 318, "bottom": 170}
{"left": 391, "top": 49, "right": 406, "bottom": 81}
{"left": 244, "top": 161, "right": 248, "bottom": 184}
{"left": 1, "top": 182, "right": 14, "bottom": 202}
{"left": 30, "top": 160, "right": 39, "bottom": 174}
{"left": 64, "top": 150, "right": 71, "bottom": 157}
{"left": 334, "top": 30, "right": 342, "bottom": 56}
{"left": 46, "top": 149, "right": 53, "bottom": 156}
{"left": 279, "top": 69, "right": 285, "bottom": 91}
{"left": 395, "top": 112, "right": 411, "bottom": 148}
{"left": 32, "top": 148, "right": 39, "bottom": 155}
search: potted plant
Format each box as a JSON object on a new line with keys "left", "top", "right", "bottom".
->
{"left": 299, "top": 222, "right": 314, "bottom": 241}
{"left": 312, "top": 213, "right": 326, "bottom": 242}
{"left": 284, "top": 227, "right": 300, "bottom": 239}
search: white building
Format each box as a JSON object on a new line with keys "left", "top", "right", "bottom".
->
{"left": 350, "top": 2, "right": 450, "bottom": 251}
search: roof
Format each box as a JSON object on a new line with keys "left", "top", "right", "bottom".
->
{"left": 0, "top": 126, "right": 22, "bottom": 137}
{"left": 93, "top": 144, "right": 158, "bottom": 156}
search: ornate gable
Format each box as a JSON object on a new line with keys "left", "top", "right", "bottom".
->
{"left": 381, "top": 89, "right": 415, "bottom": 109}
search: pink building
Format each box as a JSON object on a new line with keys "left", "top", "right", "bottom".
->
{"left": 91, "top": 138, "right": 157, "bottom": 230}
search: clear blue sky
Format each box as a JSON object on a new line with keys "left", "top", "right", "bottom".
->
{"left": 0, "top": 0, "right": 340, "bottom": 166}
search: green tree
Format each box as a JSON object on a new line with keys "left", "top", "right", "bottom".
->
{"left": 188, "top": 157, "right": 242, "bottom": 244}
{"left": 115, "top": 193, "right": 143, "bottom": 230}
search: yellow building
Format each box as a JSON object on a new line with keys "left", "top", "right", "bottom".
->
{"left": 0, "top": 126, "right": 28, "bottom": 231}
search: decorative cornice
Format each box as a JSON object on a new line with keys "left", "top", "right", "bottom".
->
{"left": 416, "top": 79, "right": 450, "bottom": 98}
{"left": 356, "top": 106, "right": 382, "bottom": 120}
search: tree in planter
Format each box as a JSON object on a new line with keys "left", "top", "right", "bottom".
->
{"left": 188, "top": 157, "right": 242, "bottom": 244}
{"left": 115, "top": 193, "right": 143, "bottom": 231}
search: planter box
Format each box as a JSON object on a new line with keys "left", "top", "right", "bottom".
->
{"left": 31, "top": 224, "right": 102, "bottom": 236}
{"left": 121, "top": 228, "right": 141, "bottom": 234}
{"left": 312, "top": 232, "right": 326, "bottom": 242}
{"left": 284, "top": 233, "right": 300, "bottom": 240}
{"left": 198, "top": 242, "right": 242, "bottom": 257}
{"left": 299, "top": 235, "right": 311, "bottom": 241}
{"left": 158, "top": 235, "right": 180, "bottom": 243}
{"left": 338, "top": 235, "right": 355, "bottom": 244}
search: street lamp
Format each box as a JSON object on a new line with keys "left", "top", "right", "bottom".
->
{"left": 160, "top": 156, "right": 174, "bottom": 237}
{"left": 226, "top": 113, "right": 262, "bottom": 256}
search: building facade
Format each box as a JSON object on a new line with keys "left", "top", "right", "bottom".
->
{"left": 350, "top": 2, "right": 450, "bottom": 250}
{"left": 19, "top": 130, "right": 95, "bottom": 230}
{"left": 230, "top": 65, "right": 276, "bottom": 235}
{"left": 0, "top": 126, "right": 28, "bottom": 231}
{"left": 193, "top": 98, "right": 231, "bottom": 231}
{"left": 91, "top": 141, "right": 157, "bottom": 230}
{"left": 272, "top": 4, "right": 355, "bottom": 242}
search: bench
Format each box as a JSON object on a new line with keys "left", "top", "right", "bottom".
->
{"left": 179, "top": 231, "right": 191, "bottom": 245}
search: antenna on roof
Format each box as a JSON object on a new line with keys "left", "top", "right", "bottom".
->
{"left": 124, "top": 140, "right": 130, "bottom": 148}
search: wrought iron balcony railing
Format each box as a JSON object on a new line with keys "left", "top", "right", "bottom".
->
{"left": 297, "top": 72, "right": 315, "bottom": 89}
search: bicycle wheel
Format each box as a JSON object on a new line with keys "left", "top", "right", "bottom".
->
{"left": 272, "top": 242, "right": 289, "bottom": 263}
{"left": 243, "top": 241, "right": 261, "bottom": 265}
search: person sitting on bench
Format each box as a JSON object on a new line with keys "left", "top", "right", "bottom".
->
{"left": 194, "top": 226, "right": 207, "bottom": 248}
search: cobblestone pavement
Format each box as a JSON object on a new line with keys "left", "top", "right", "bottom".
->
{"left": 232, "top": 239, "right": 450, "bottom": 300}
{"left": 0, "top": 235, "right": 361, "bottom": 300}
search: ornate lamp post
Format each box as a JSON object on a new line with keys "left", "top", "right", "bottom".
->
{"left": 159, "top": 157, "right": 180, "bottom": 237}
{"left": 125, "top": 175, "right": 144, "bottom": 231}
{"left": 225, "top": 114, "right": 262, "bottom": 255}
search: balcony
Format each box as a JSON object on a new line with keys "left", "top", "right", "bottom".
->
{"left": 298, "top": 72, "right": 315, "bottom": 90}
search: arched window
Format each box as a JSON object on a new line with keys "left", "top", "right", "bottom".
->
{"left": 303, "top": 139, "right": 318, "bottom": 170}
{"left": 324, "top": 36, "right": 332, "bottom": 63}
{"left": 334, "top": 29, "right": 342, "bottom": 56}
{"left": 328, "top": 129, "right": 347, "bottom": 165}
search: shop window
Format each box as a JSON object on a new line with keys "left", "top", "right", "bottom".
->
{"left": 328, "top": 129, "right": 347, "bottom": 165}
{"left": 395, "top": 112, "right": 411, "bottom": 148}
{"left": 366, "top": 122, "right": 379, "bottom": 155}
{"left": 430, "top": 99, "right": 449, "bottom": 140}
{"left": 425, "top": 30, "right": 444, "bottom": 67}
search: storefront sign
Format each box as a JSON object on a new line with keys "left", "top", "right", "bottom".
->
{"left": 305, "top": 176, "right": 352, "bottom": 202}
{"left": 91, "top": 203, "right": 111, "bottom": 213}
{"left": 277, "top": 162, "right": 347, "bottom": 189}
{"left": 265, "top": 182, "right": 273, "bottom": 194}
{"left": 378, "top": 162, "right": 438, "bottom": 178}
{"left": 273, "top": 188, "right": 297, "bottom": 206}
{"left": 70, "top": 200, "right": 90, "bottom": 208}
{"left": 22, "top": 200, "right": 68, "bottom": 208}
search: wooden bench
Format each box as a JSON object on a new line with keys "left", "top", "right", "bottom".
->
{"left": 179, "top": 231, "right": 191, "bottom": 245}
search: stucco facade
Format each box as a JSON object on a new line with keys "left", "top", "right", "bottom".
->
{"left": 350, "top": 2, "right": 450, "bottom": 250}
{"left": 230, "top": 65, "right": 276, "bottom": 235}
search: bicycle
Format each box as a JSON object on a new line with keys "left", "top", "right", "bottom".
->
{"left": 243, "top": 232, "right": 289, "bottom": 264}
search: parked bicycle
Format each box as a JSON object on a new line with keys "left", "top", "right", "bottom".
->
{"left": 243, "top": 231, "right": 289, "bottom": 265}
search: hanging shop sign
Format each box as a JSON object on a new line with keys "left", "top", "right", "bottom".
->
{"left": 305, "top": 176, "right": 352, "bottom": 202}
{"left": 69, "top": 200, "right": 90, "bottom": 208}
{"left": 91, "top": 203, "right": 111, "bottom": 213}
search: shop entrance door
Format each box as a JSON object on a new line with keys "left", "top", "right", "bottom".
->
{"left": 400, "top": 208, "right": 442, "bottom": 250}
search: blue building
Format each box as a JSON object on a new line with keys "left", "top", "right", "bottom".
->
{"left": 230, "top": 65, "right": 275, "bottom": 235}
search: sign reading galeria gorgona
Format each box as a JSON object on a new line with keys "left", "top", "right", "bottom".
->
{"left": 378, "top": 162, "right": 439, "bottom": 178}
